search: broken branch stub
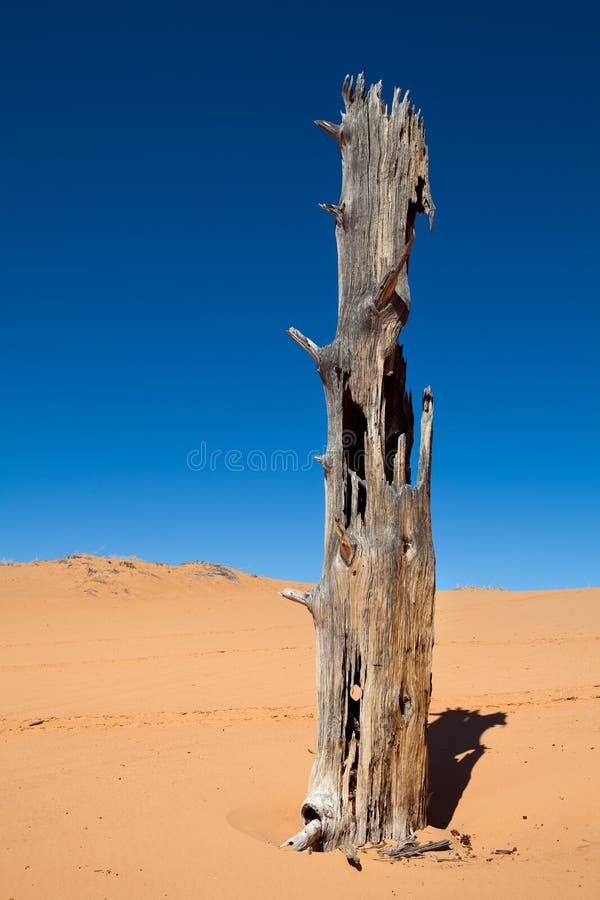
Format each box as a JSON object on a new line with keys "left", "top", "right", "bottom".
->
{"left": 280, "top": 588, "right": 314, "bottom": 611}
{"left": 280, "top": 818, "right": 322, "bottom": 852}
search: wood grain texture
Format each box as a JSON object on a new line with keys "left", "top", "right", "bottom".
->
{"left": 285, "top": 74, "right": 435, "bottom": 851}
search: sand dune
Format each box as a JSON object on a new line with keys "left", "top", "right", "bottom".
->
{"left": 1, "top": 555, "right": 598, "bottom": 898}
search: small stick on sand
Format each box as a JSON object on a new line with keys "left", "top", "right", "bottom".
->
{"left": 378, "top": 839, "right": 452, "bottom": 859}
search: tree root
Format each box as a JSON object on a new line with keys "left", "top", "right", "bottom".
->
{"left": 280, "top": 818, "right": 322, "bottom": 852}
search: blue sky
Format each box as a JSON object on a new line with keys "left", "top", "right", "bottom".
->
{"left": 1, "top": 0, "right": 598, "bottom": 588}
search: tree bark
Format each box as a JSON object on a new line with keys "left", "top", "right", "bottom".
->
{"left": 283, "top": 74, "right": 435, "bottom": 852}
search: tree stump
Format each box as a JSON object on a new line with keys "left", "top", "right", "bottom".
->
{"left": 282, "top": 74, "right": 435, "bottom": 852}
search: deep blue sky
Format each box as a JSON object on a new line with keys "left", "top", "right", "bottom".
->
{"left": 1, "top": 1, "right": 598, "bottom": 588}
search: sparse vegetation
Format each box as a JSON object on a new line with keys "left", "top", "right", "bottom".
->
{"left": 205, "top": 564, "right": 239, "bottom": 582}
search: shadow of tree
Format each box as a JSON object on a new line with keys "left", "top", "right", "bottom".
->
{"left": 427, "top": 707, "right": 507, "bottom": 828}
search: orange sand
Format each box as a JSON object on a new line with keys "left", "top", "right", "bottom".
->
{"left": 1, "top": 555, "right": 598, "bottom": 898}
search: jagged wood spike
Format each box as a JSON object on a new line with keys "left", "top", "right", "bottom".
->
{"left": 334, "top": 520, "right": 356, "bottom": 566}
{"left": 393, "top": 432, "right": 407, "bottom": 487}
{"left": 350, "top": 470, "right": 359, "bottom": 523}
{"left": 416, "top": 387, "right": 434, "bottom": 489}
{"left": 375, "top": 232, "right": 415, "bottom": 311}
{"left": 342, "top": 74, "right": 354, "bottom": 105}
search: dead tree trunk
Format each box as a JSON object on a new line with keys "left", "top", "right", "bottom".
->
{"left": 281, "top": 75, "right": 435, "bottom": 852}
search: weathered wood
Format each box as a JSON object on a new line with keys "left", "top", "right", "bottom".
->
{"left": 280, "top": 588, "right": 313, "bottom": 610}
{"left": 284, "top": 74, "right": 435, "bottom": 852}
{"left": 287, "top": 327, "right": 321, "bottom": 366}
{"left": 319, "top": 202, "right": 345, "bottom": 228}
{"left": 378, "top": 838, "right": 451, "bottom": 859}
{"left": 314, "top": 120, "right": 341, "bottom": 144}
{"left": 280, "top": 818, "right": 322, "bottom": 852}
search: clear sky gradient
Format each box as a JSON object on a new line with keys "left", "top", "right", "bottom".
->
{"left": 1, "top": 1, "right": 598, "bottom": 588}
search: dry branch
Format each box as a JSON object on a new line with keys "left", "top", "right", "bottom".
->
{"left": 280, "top": 588, "right": 313, "bottom": 611}
{"left": 287, "top": 327, "right": 321, "bottom": 366}
{"left": 378, "top": 839, "right": 451, "bottom": 859}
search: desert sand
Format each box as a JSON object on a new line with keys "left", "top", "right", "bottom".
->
{"left": 1, "top": 555, "right": 598, "bottom": 898}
